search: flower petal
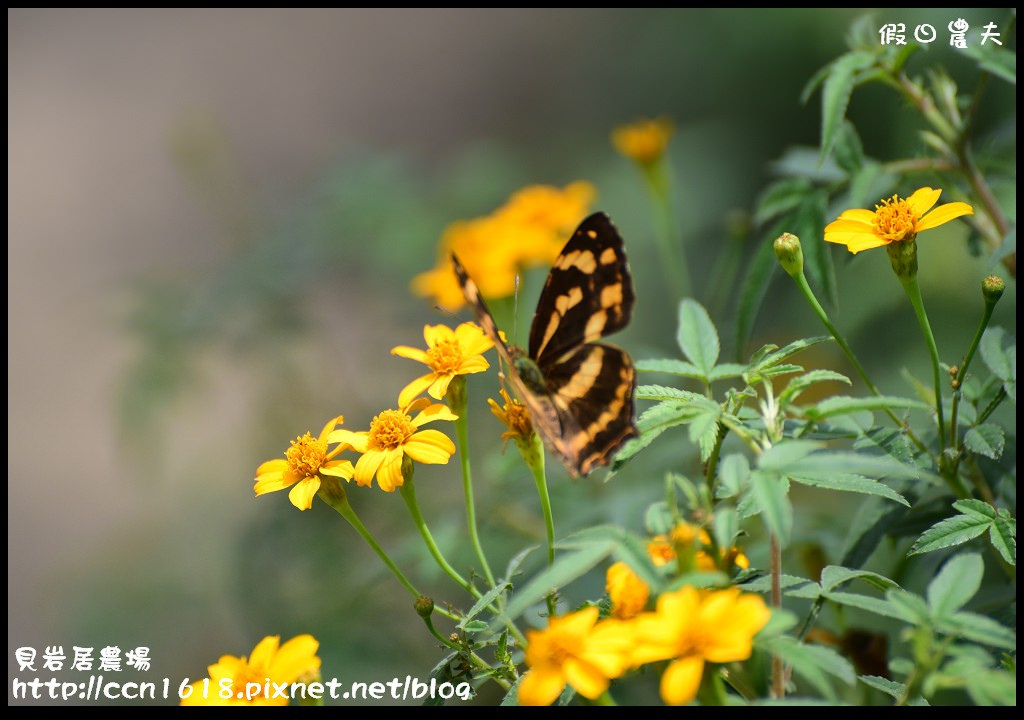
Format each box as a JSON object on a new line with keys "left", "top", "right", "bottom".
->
{"left": 915, "top": 201, "right": 974, "bottom": 233}
{"left": 317, "top": 415, "right": 344, "bottom": 442}
{"left": 320, "top": 459, "right": 354, "bottom": 479}
{"left": 354, "top": 450, "right": 387, "bottom": 487}
{"left": 836, "top": 208, "right": 877, "bottom": 224}
{"left": 398, "top": 373, "right": 437, "bottom": 409}
{"left": 254, "top": 469, "right": 298, "bottom": 495}
{"left": 905, "top": 187, "right": 941, "bottom": 218}
{"left": 427, "top": 374, "right": 454, "bottom": 400}
{"left": 404, "top": 430, "right": 456, "bottom": 463}
{"left": 257, "top": 458, "right": 289, "bottom": 475}
{"left": 329, "top": 429, "right": 368, "bottom": 453}
{"left": 562, "top": 658, "right": 610, "bottom": 700}
{"left": 267, "top": 634, "right": 320, "bottom": 683}
{"left": 375, "top": 450, "right": 405, "bottom": 492}
{"left": 288, "top": 476, "right": 321, "bottom": 511}
{"left": 844, "top": 234, "right": 892, "bottom": 254}
{"left": 824, "top": 218, "right": 877, "bottom": 234}
{"left": 517, "top": 669, "right": 566, "bottom": 706}
{"left": 248, "top": 636, "right": 282, "bottom": 669}
{"left": 454, "top": 322, "right": 494, "bottom": 356}
{"left": 411, "top": 403, "right": 459, "bottom": 426}
{"left": 660, "top": 656, "right": 704, "bottom": 706}
{"left": 423, "top": 324, "right": 456, "bottom": 347}
{"left": 456, "top": 355, "right": 490, "bottom": 374}
{"left": 390, "top": 345, "right": 429, "bottom": 362}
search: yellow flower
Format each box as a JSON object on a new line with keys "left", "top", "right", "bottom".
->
{"left": 824, "top": 187, "right": 974, "bottom": 254}
{"left": 518, "top": 607, "right": 634, "bottom": 706}
{"left": 411, "top": 182, "right": 595, "bottom": 310}
{"left": 606, "top": 562, "right": 650, "bottom": 620}
{"left": 632, "top": 587, "right": 771, "bottom": 705}
{"left": 488, "top": 388, "right": 534, "bottom": 448}
{"left": 391, "top": 323, "right": 493, "bottom": 408}
{"left": 646, "top": 523, "right": 749, "bottom": 573}
{"left": 180, "top": 634, "right": 321, "bottom": 706}
{"left": 611, "top": 117, "right": 674, "bottom": 165}
{"left": 253, "top": 416, "right": 353, "bottom": 511}
{"left": 331, "top": 399, "right": 457, "bottom": 493}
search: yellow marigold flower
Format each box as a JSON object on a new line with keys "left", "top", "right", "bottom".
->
{"left": 518, "top": 606, "right": 634, "bottom": 706}
{"left": 253, "top": 416, "right": 353, "bottom": 511}
{"left": 488, "top": 388, "right": 534, "bottom": 447}
{"left": 632, "top": 586, "right": 771, "bottom": 706}
{"left": 824, "top": 187, "right": 974, "bottom": 255}
{"left": 647, "top": 523, "right": 750, "bottom": 573}
{"left": 180, "top": 634, "right": 321, "bottom": 706}
{"left": 391, "top": 322, "right": 493, "bottom": 408}
{"left": 606, "top": 562, "right": 650, "bottom": 620}
{"left": 331, "top": 399, "right": 457, "bottom": 493}
{"left": 611, "top": 116, "right": 675, "bottom": 165}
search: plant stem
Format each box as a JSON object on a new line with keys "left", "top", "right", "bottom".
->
{"left": 399, "top": 470, "right": 475, "bottom": 596}
{"left": 770, "top": 534, "right": 785, "bottom": 699}
{"left": 950, "top": 297, "right": 997, "bottom": 450}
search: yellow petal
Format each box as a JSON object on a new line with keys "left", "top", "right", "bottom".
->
{"left": 905, "top": 187, "right": 941, "bottom": 218}
{"left": 456, "top": 355, "right": 490, "bottom": 374}
{"left": 329, "top": 429, "right": 368, "bottom": 453}
{"left": 562, "top": 658, "right": 610, "bottom": 700}
{"left": 268, "top": 634, "right": 320, "bottom": 683}
{"left": 398, "top": 373, "right": 437, "bottom": 409}
{"left": 257, "top": 458, "right": 289, "bottom": 475}
{"left": 427, "top": 374, "right": 455, "bottom": 400}
{"left": 254, "top": 469, "right": 298, "bottom": 495}
{"left": 180, "top": 679, "right": 226, "bottom": 705}
{"left": 825, "top": 218, "right": 877, "bottom": 234}
{"left": 288, "top": 476, "right": 321, "bottom": 510}
{"left": 320, "top": 459, "right": 354, "bottom": 479}
{"left": 411, "top": 403, "right": 459, "bottom": 427}
{"left": 375, "top": 450, "right": 405, "bottom": 492}
{"left": 423, "top": 324, "right": 456, "bottom": 347}
{"left": 660, "top": 656, "right": 704, "bottom": 706}
{"left": 354, "top": 450, "right": 386, "bottom": 487}
{"left": 517, "top": 669, "right": 566, "bottom": 706}
{"left": 915, "top": 201, "right": 974, "bottom": 233}
{"left": 249, "top": 636, "right": 282, "bottom": 669}
{"left": 844, "top": 235, "right": 891, "bottom": 254}
{"left": 454, "top": 322, "right": 494, "bottom": 356}
{"left": 317, "top": 415, "right": 344, "bottom": 442}
{"left": 404, "top": 430, "right": 456, "bottom": 464}
{"left": 390, "top": 345, "right": 429, "bottom": 363}
{"left": 836, "top": 208, "right": 877, "bottom": 223}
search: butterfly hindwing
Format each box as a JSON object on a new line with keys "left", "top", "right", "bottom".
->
{"left": 452, "top": 211, "right": 638, "bottom": 477}
{"left": 528, "top": 212, "right": 635, "bottom": 367}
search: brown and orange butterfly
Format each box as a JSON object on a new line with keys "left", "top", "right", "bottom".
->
{"left": 452, "top": 212, "right": 638, "bottom": 477}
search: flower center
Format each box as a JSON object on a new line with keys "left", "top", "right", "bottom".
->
{"left": 504, "top": 400, "right": 532, "bottom": 438}
{"left": 368, "top": 410, "right": 416, "bottom": 451}
{"left": 873, "top": 194, "right": 917, "bottom": 242}
{"left": 425, "top": 339, "right": 463, "bottom": 375}
{"left": 286, "top": 433, "right": 327, "bottom": 478}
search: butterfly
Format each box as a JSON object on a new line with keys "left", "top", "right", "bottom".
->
{"left": 452, "top": 211, "right": 638, "bottom": 477}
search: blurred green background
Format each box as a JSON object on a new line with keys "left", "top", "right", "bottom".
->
{"left": 8, "top": 8, "right": 1014, "bottom": 704}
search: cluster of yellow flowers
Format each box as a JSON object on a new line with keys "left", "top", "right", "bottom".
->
{"left": 519, "top": 562, "right": 770, "bottom": 706}
{"left": 410, "top": 181, "right": 596, "bottom": 311}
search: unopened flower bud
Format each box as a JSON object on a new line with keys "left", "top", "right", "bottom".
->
{"left": 414, "top": 595, "right": 434, "bottom": 618}
{"left": 982, "top": 275, "right": 1005, "bottom": 305}
{"left": 773, "top": 233, "right": 804, "bottom": 278}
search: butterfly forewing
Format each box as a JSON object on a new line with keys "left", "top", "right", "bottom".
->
{"left": 528, "top": 213, "right": 635, "bottom": 367}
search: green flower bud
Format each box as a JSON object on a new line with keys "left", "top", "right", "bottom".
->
{"left": 773, "top": 233, "right": 804, "bottom": 278}
{"left": 414, "top": 595, "right": 435, "bottom": 618}
{"left": 886, "top": 237, "right": 918, "bottom": 281}
{"left": 982, "top": 275, "right": 1005, "bottom": 305}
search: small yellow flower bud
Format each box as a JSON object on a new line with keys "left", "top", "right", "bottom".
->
{"left": 773, "top": 232, "right": 804, "bottom": 278}
{"left": 982, "top": 275, "right": 1005, "bottom": 305}
{"left": 414, "top": 595, "right": 435, "bottom": 618}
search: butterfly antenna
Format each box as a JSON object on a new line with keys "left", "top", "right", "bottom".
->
{"left": 513, "top": 273, "right": 521, "bottom": 344}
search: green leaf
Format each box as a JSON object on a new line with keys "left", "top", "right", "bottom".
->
{"left": 461, "top": 620, "right": 489, "bottom": 634}
{"left": 909, "top": 513, "right": 990, "bottom": 556}
{"left": 503, "top": 545, "right": 538, "bottom": 583}
{"left": 750, "top": 470, "right": 792, "bottom": 546}
{"left": 820, "top": 566, "right": 901, "bottom": 593}
{"left": 561, "top": 525, "right": 665, "bottom": 593}
{"left": 820, "top": 51, "right": 876, "bottom": 162}
{"left": 927, "top": 553, "right": 983, "bottom": 617}
{"left": 964, "top": 423, "right": 1006, "bottom": 459}
{"left": 497, "top": 542, "right": 613, "bottom": 625}
{"left": 499, "top": 675, "right": 524, "bottom": 706}
{"left": 460, "top": 582, "right": 511, "bottom": 626}
{"left": 636, "top": 385, "right": 709, "bottom": 404}
{"left": 937, "top": 611, "right": 1017, "bottom": 649}
{"left": 636, "top": 358, "right": 703, "bottom": 377}
{"left": 676, "top": 299, "right": 719, "bottom": 375}
{"left": 824, "top": 590, "right": 910, "bottom": 621}
{"left": 980, "top": 327, "right": 1011, "bottom": 381}
{"left": 740, "top": 573, "right": 814, "bottom": 595}
{"left": 805, "top": 394, "right": 928, "bottom": 419}
{"left": 750, "top": 336, "right": 833, "bottom": 371}
{"left": 964, "top": 669, "right": 1017, "bottom": 706}
{"left": 953, "top": 498, "right": 997, "bottom": 520}
{"left": 612, "top": 401, "right": 696, "bottom": 464}
{"left": 962, "top": 39, "right": 1017, "bottom": 85}
{"left": 885, "top": 589, "right": 931, "bottom": 623}
{"left": 717, "top": 453, "right": 750, "bottom": 498}
{"left": 779, "top": 369, "right": 851, "bottom": 406}
{"left": 712, "top": 507, "right": 740, "bottom": 551}
{"left": 758, "top": 440, "right": 821, "bottom": 470}
{"left": 754, "top": 178, "right": 813, "bottom": 226}
{"left": 708, "top": 363, "right": 746, "bottom": 381}
{"left": 735, "top": 225, "right": 784, "bottom": 359}
{"left": 831, "top": 120, "right": 865, "bottom": 174}
{"left": 789, "top": 473, "right": 909, "bottom": 506}
{"left": 858, "top": 675, "right": 906, "bottom": 700}
{"left": 757, "top": 635, "right": 855, "bottom": 700}
{"left": 782, "top": 452, "right": 932, "bottom": 482}
{"left": 988, "top": 516, "right": 1016, "bottom": 565}
{"left": 795, "top": 189, "right": 837, "bottom": 309}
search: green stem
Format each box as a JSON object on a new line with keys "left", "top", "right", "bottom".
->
{"left": 593, "top": 690, "right": 617, "bottom": 706}
{"left": 792, "top": 271, "right": 930, "bottom": 456}
{"left": 317, "top": 484, "right": 459, "bottom": 622}
{"left": 769, "top": 534, "right": 785, "bottom": 699}
{"left": 976, "top": 386, "right": 1007, "bottom": 426}
{"left": 642, "top": 157, "right": 691, "bottom": 299}
{"left": 897, "top": 273, "right": 946, "bottom": 449}
{"left": 951, "top": 299, "right": 997, "bottom": 450}
{"left": 522, "top": 434, "right": 557, "bottom": 618}
{"left": 450, "top": 380, "right": 497, "bottom": 588}
{"left": 421, "top": 616, "right": 511, "bottom": 691}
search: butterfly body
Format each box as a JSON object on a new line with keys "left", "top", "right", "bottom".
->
{"left": 453, "top": 212, "right": 638, "bottom": 477}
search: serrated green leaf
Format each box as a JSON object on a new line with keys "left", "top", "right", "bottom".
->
{"left": 751, "top": 336, "right": 833, "bottom": 371}
{"left": 499, "top": 674, "right": 524, "bottom": 706}
{"left": 461, "top": 620, "right": 489, "bottom": 634}
{"left": 909, "top": 513, "right": 990, "bottom": 556}
{"left": 937, "top": 611, "right": 1017, "bottom": 649}
{"left": 636, "top": 358, "right": 703, "bottom": 377}
{"left": 460, "top": 582, "right": 511, "bottom": 626}
{"left": 927, "top": 553, "right": 983, "bottom": 617}
{"left": 717, "top": 453, "right": 750, "bottom": 498}
{"left": 503, "top": 545, "right": 538, "bottom": 583}
{"left": 739, "top": 573, "right": 813, "bottom": 595}
{"left": 497, "top": 542, "right": 613, "bottom": 625}
{"left": 989, "top": 516, "right": 1016, "bottom": 565}
{"left": 962, "top": 39, "right": 1017, "bottom": 85}
{"left": 779, "top": 369, "right": 851, "bottom": 406}
{"left": 561, "top": 525, "right": 665, "bottom": 593}
{"left": 831, "top": 120, "right": 865, "bottom": 174}
{"left": 953, "top": 498, "right": 998, "bottom": 520}
{"left": 805, "top": 394, "right": 928, "bottom": 419}
{"left": 964, "top": 423, "right": 1006, "bottom": 459}
{"left": 758, "top": 635, "right": 855, "bottom": 700}
{"left": 735, "top": 225, "right": 784, "bottom": 359}
{"left": 825, "top": 590, "right": 910, "bottom": 621}
{"left": 820, "top": 51, "right": 876, "bottom": 161}
{"left": 712, "top": 507, "right": 739, "bottom": 551}
{"left": 750, "top": 470, "right": 792, "bottom": 546}
{"left": 754, "top": 178, "right": 813, "bottom": 225}
{"left": 613, "top": 401, "right": 696, "bottom": 464}
{"left": 758, "top": 440, "right": 821, "bottom": 470}
{"left": 820, "top": 566, "right": 901, "bottom": 593}
{"left": 676, "top": 299, "right": 720, "bottom": 375}
{"left": 708, "top": 363, "right": 746, "bottom": 381}
{"left": 790, "top": 473, "right": 910, "bottom": 506}
{"left": 784, "top": 452, "right": 931, "bottom": 482}
{"left": 636, "top": 385, "right": 707, "bottom": 403}
{"left": 886, "top": 588, "right": 932, "bottom": 623}
{"left": 980, "top": 327, "right": 1011, "bottom": 381}
{"left": 752, "top": 362, "right": 805, "bottom": 381}
{"left": 858, "top": 674, "right": 905, "bottom": 700}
